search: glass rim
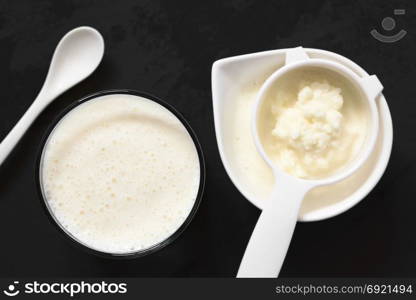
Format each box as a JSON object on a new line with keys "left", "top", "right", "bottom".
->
{"left": 35, "top": 89, "right": 206, "bottom": 259}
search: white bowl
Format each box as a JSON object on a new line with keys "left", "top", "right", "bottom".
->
{"left": 212, "top": 48, "right": 393, "bottom": 222}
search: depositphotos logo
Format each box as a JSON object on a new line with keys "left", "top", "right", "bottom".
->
{"left": 3, "top": 281, "right": 19, "bottom": 297}
{"left": 3, "top": 281, "right": 127, "bottom": 297}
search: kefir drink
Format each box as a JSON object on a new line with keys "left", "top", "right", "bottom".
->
{"left": 40, "top": 93, "right": 201, "bottom": 254}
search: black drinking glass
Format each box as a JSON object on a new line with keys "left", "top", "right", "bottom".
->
{"left": 36, "top": 89, "right": 205, "bottom": 259}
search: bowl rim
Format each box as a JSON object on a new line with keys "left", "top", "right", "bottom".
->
{"left": 211, "top": 48, "right": 393, "bottom": 222}
{"left": 252, "top": 58, "right": 380, "bottom": 187}
{"left": 35, "top": 89, "right": 206, "bottom": 259}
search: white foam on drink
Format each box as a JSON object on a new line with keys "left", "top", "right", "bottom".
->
{"left": 40, "top": 94, "right": 201, "bottom": 254}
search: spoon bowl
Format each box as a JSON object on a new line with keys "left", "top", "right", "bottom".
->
{"left": 0, "top": 26, "right": 104, "bottom": 165}
{"left": 237, "top": 47, "right": 383, "bottom": 277}
{"left": 42, "top": 26, "right": 105, "bottom": 101}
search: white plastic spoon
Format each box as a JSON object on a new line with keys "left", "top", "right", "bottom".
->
{"left": 0, "top": 26, "right": 104, "bottom": 165}
{"left": 237, "top": 47, "right": 383, "bottom": 278}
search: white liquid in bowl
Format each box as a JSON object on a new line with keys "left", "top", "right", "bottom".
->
{"left": 214, "top": 49, "right": 392, "bottom": 221}
{"left": 229, "top": 77, "right": 377, "bottom": 215}
{"left": 40, "top": 94, "right": 201, "bottom": 254}
{"left": 257, "top": 67, "right": 368, "bottom": 179}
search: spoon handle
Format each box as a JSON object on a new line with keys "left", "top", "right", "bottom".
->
{"left": 237, "top": 182, "right": 308, "bottom": 278}
{"left": 0, "top": 91, "right": 49, "bottom": 165}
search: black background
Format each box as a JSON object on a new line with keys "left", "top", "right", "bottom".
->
{"left": 0, "top": 0, "right": 415, "bottom": 277}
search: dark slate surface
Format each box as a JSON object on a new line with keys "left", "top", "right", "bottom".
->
{"left": 0, "top": 0, "right": 414, "bottom": 277}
